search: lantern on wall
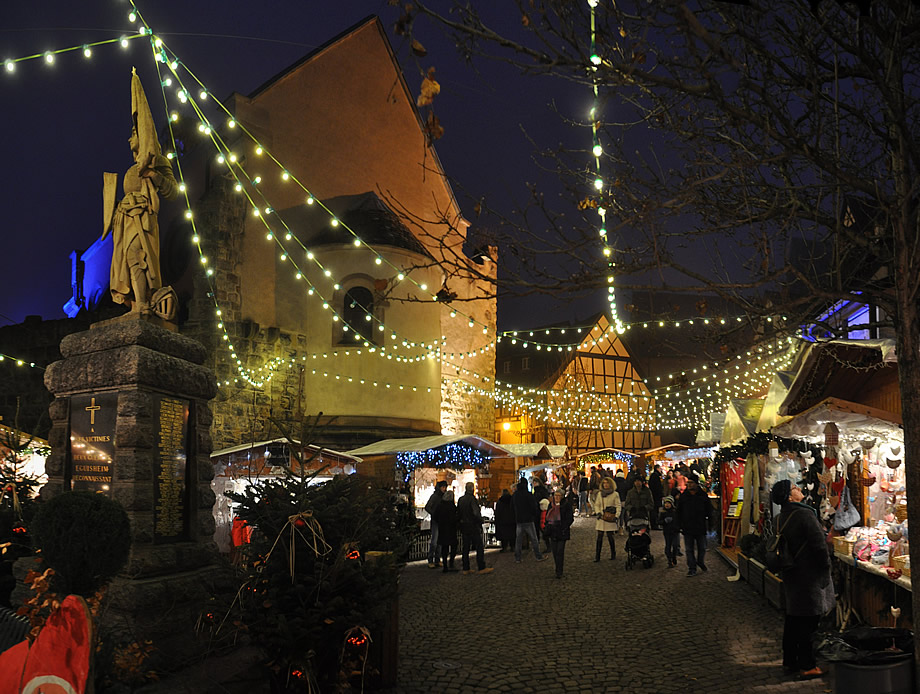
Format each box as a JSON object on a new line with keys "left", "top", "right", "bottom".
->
{"left": 768, "top": 440, "right": 780, "bottom": 458}
{"left": 823, "top": 422, "right": 839, "bottom": 446}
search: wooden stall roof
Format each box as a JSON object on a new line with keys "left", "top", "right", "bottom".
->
{"left": 780, "top": 339, "right": 897, "bottom": 416}
{"left": 347, "top": 434, "right": 513, "bottom": 458}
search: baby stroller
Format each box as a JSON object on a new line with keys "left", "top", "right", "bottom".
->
{"left": 625, "top": 510, "right": 654, "bottom": 570}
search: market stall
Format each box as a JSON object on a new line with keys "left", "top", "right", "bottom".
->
{"left": 346, "top": 433, "right": 514, "bottom": 510}
{"left": 772, "top": 397, "right": 910, "bottom": 629}
{"left": 210, "top": 438, "right": 361, "bottom": 554}
{"left": 576, "top": 447, "right": 637, "bottom": 476}
{"left": 503, "top": 443, "right": 569, "bottom": 487}
{"left": 346, "top": 435, "right": 515, "bottom": 553}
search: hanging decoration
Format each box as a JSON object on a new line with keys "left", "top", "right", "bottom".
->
{"left": 579, "top": 451, "right": 636, "bottom": 465}
{"left": 395, "top": 444, "right": 491, "bottom": 481}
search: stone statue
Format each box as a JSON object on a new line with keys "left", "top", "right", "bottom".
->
{"left": 102, "top": 68, "right": 179, "bottom": 320}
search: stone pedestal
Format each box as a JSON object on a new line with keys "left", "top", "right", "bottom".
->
{"left": 35, "top": 314, "right": 224, "bottom": 663}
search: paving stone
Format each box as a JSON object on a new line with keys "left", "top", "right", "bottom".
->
{"left": 384, "top": 517, "right": 836, "bottom": 693}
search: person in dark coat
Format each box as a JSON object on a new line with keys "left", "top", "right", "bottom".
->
{"left": 771, "top": 480, "right": 834, "bottom": 680}
{"left": 457, "top": 482, "right": 493, "bottom": 574}
{"left": 424, "top": 480, "right": 447, "bottom": 568}
{"left": 512, "top": 477, "right": 546, "bottom": 562}
{"left": 576, "top": 472, "right": 589, "bottom": 516}
{"left": 614, "top": 469, "right": 629, "bottom": 533}
{"left": 543, "top": 489, "right": 575, "bottom": 579}
{"left": 648, "top": 465, "right": 664, "bottom": 529}
{"left": 676, "top": 476, "right": 712, "bottom": 576}
{"left": 658, "top": 496, "right": 679, "bottom": 567}
{"left": 494, "top": 488, "right": 516, "bottom": 552}
{"left": 433, "top": 490, "right": 459, "bottom": 572}
{"left": 624, "top": 477, "right": 654, "bottom": 521}
{"left": 532, "top": 477, "right": 551, "bottom": 549}
{"left": 588, "top": 466, "right": 601, "bottom": 493}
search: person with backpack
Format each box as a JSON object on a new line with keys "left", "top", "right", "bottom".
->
{"left": 771, "top": 479, "right": 834, "bottom": 680}
{"left": 424, "top": 480, "right": 447, "bottom": 568}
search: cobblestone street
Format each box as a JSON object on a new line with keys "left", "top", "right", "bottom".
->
{"left": 391, "top": 516, "right": 833, "bottom": 693}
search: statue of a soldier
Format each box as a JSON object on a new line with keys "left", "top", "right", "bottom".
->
{"left": 102, "top": 68, "right": 178, "bottom": 320}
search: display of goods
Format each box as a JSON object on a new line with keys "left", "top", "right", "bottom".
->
{"left": 833, "top": 536, "right": 856, "bottom": 557}
{"left": 892, "top": 555, "right": 911, "bottom": 578}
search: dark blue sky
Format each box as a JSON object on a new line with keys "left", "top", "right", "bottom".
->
{"left": 0, "top": 0, "right": 595, "bottom": 328}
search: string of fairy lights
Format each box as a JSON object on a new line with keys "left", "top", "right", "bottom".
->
{"left": 654, "top": 338, "right": 799, "bottom": 430}
{"left": 3, "top": 4, "right": 807, "bottom": 433}
{"left": 0, "top": 353, "right": 40, "bottom": 371}
{"left": 587, "top": 0, "right": 624, "bottom": 335}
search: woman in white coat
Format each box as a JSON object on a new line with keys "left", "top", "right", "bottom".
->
{"left": 593, "top": 476, "right": 621, "bottom": 562}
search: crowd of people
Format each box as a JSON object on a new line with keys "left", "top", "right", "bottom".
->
{"left": 424, "top": 462, "right": 714, "bottom": 580}
{"left": 422, "top": 465, "right": 834, "bottom": 682}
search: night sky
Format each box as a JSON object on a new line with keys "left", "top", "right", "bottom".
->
{"left": 0, "top": 1, "right": 593, "bottom": 329}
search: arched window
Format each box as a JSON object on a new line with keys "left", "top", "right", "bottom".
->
{"left": 341, "top": 286, "right": 377, "bottom": 344}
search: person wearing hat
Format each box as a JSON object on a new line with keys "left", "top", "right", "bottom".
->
{"left": 676, "top": 475, "right": 712, "bottom": 576}
{"left": 771, "top": 479, "right": 833, "bottom": 680}
{"left": 658, "top": 496, "right": 679, "bottom": 567}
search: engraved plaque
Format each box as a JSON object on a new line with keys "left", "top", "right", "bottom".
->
{"left": 69, "top": 393, "right": 117, "bottom": 494}
{"left": 153, "top": 395, "right": 189, "bottom": 542}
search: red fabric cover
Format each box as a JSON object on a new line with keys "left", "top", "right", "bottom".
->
{"left": 12, "top": 595, "right": 93, "bottom": 694}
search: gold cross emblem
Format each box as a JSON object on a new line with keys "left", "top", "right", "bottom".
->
{"left": 85, "top": 397, "right": 101, "bottom": 432}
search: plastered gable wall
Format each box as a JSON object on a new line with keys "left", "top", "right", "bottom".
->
{"left": 186, "top": 18, "right": 494, "bottom": 446}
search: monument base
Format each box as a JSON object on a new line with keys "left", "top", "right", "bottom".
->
{"left": 24, "top": 314, "right": 223, "bottom": 670}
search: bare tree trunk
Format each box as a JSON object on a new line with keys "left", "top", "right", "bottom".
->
{"left": 894, "top": 262, "right": 920, "bottom": 678}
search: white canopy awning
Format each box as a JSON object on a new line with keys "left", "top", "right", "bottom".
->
{"left": 771, "top": 397, "right": 902, "bottom": 445}
{"left": 502, "top": 443, "right": 552, "bottom": 459}
{"left": 211, "top": 438, "right": 362, "bottom": 464}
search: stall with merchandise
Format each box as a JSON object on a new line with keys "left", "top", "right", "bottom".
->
{"left": 576, "top": 447, "right": 637, "bottom": 476}
{"left": 771, "top": 397, "right": 910, "bottom": 629}
{"left": 503, "top": 443, "right": 569, "bottom": 488}
{"left": 210, "top": 438, "right": 361, "bottom": 554}
{"left": 346, "top": 434, "right": 516, "bottom": 555}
